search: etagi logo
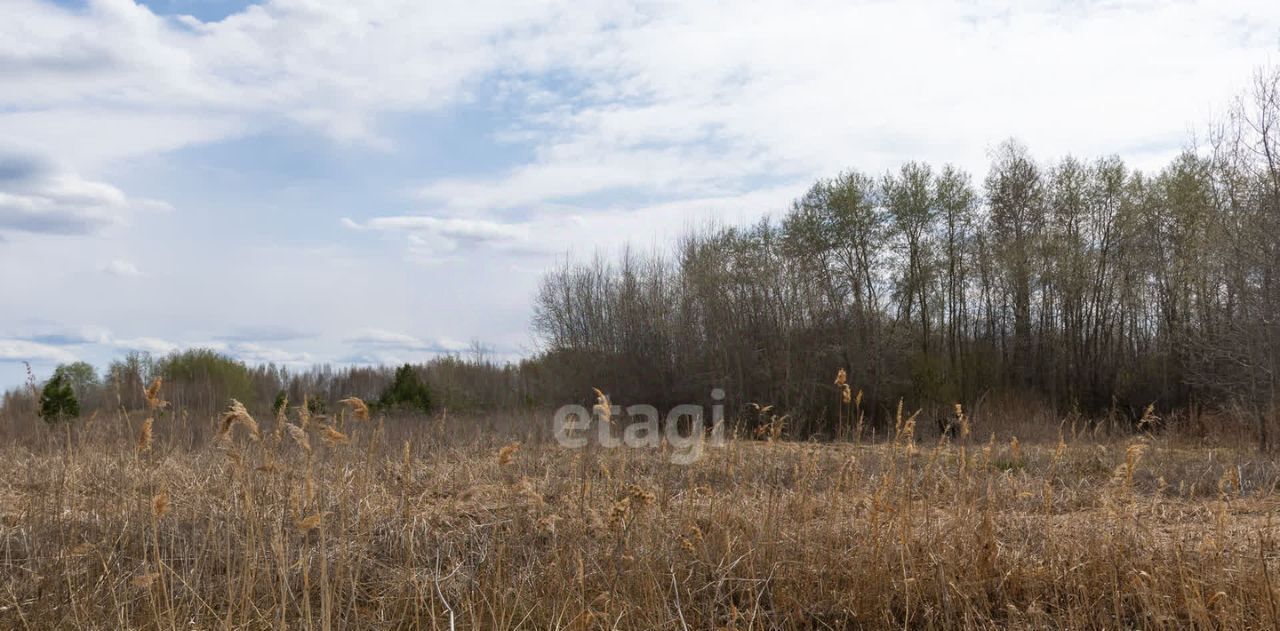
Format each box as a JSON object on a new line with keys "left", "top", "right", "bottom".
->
{"left": 552, "top": 388, "right": 727, "bottom": 464}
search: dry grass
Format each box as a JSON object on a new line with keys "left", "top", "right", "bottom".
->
{"left": 1, "top": 402, "right": 1279, "bottom": 630}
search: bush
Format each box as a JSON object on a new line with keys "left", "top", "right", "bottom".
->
{"left": 378, "top": 364, "right": 433, "bottom": 414}
{"left": 39, "top": 372, "right": 80, "bottom": 424}
{"left": 272, "top": 390, "right": 288, "bottom": 417}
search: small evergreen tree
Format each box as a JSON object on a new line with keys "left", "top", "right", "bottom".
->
{"left": 379, "top": 364, "right": 433, "bottom": 414}
{"left": 39, "top": 372, "right": 81, "bottom": 424}
{"left": 272, "top": 390, "right": 288, "bottom": 417}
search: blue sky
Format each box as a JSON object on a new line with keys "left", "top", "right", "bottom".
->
{"left": 2, "top": 0, "right": 1279, "bottom": 387}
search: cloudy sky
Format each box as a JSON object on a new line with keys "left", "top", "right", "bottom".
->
{"left": 1, "top": 0, "right": 1278, "bottom": 386}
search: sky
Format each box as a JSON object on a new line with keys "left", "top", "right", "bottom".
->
{"left": 2, "top": 0, "right": 1279, "bottom": 387}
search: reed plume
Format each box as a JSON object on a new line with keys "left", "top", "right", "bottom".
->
{"left": 143, "top": 377, "right": 166, "bottom": 411}
{"left": 296, "top": 512, "right": 325, "bottom": 532}
{"left": 137, "top": 417, "right": 153, "bottom": 453}
{"left": 340, "top": 396, "right": 370, "bottom": 421}
{"left": 218, "top": 399, "right": 261, "bottom": 441}
{"left": 297, "top": 395, "right": 312, "bottom": 430}
{"left": 592, "top": 388, "right": 612, "bottom": 424}
{"left": 498, "top": 442, "right": 520, "bottom": 465}
{"left": 321, "top": 425, "right": 349, "bottom": 446}
{"left": 151, "top": 491, "right": 170, "bottom": 518}
{"left": 287, "top": 423, "right": 311, "bottom": 454}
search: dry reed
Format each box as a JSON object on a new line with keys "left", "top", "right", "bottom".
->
{"left": 1, "top": 399, "right": 1278, "bottom": 629}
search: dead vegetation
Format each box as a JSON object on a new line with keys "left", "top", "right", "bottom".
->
{"left": 1, "top": 393, "right": 1279, "bottom": 630}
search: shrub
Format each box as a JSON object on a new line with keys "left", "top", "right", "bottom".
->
{"left": 378, "top": 364, "right": 433, "bottom": 414}
{"left": 272, "top": 390, "right": 288, "bottom": 417}
{"left": 39, "top": 372, "right": 80, "bottom": 424}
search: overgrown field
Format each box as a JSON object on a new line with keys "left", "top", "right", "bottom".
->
{"left": 1, "top": 402, "right": 1279, "bottom": 630}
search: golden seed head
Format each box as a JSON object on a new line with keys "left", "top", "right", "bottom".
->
{"left": 340, "top": 397, "right": 370, "bottom": 421}
{"left": 902, "top": 410, "right": 918, "bottom": 442}
{"left": 137, "top": 417, "right": 154, "bottom": 453}
{"left": 152, "top": 491, "right": 170, "bottom": 518}
{"left": 497, "top": 442, "right": 520, "bottom": 465}
{"left": 591, "top": 388, "right": 612, "bottom": 424}
{"left": 218, "top": 399, "right": 261, "bottom": 442}
{"left": 321, "top": 425, "right": 349, "bottom": 446}
{"left": 297, "top": 395, "right": 312, "bottom": 429}
{"left": 286, "top": 423, "right": 311, "bottom": 454}
{"left": 143, "top": 377, "right": 166, "bottom": 411}
{"left": 275, "top": 394, "right": 289, "bottom": 425}
{"left": 296, "top": 512, "right": 325, "bottom": 532}
{"left": 1138, "top": 403, "right": 1160, "bottom": 430}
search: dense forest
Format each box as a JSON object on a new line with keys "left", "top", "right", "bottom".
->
{"left": 6, "top": 69, "right": 1280, "bottom": 446}
{"left": 531, "top": 68, "right": 1280, "bottom": 443}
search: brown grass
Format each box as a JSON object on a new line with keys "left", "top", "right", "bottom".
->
{"left": 1, "top": 401, "right": 1279, "bottom": 629}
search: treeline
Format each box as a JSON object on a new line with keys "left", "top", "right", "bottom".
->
{"left": 1, "top": 348, "right": 535, "bottom": 419}
{"left": 532, "top": 69, "right": 1280, "bottom": 443}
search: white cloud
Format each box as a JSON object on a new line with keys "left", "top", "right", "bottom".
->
{"left": 0, "top": 0, "right": 628, "bottom": 247}
{"left": 7, "top": 326, "right": 308, "bottom": 367}
{"left": 354, "top": 184, "right": 807, "bottom": 264}
{"left": 0, "top": 149, "right": 137, "bottom": 236}
{"left": 102, "top": 335, "right": 312, "bottom": 365}
{"left": 344, "top": 328, "right": 469, "bottom": 353}
{"left": 0, "top": 146, "right": 171, "bottom": 238}
{"left": 336, "top": 351, "right": 410, "bottom": 366}
{"left": 223, "top": 342, "right": 312, "bottom": 365}
{"left": 0, "top": 0, "right": 617, "bottom": 152}
{"left": 102, "top": 259, "right": 141, "bottom": 277}
{"left": 0, "top": 339, "right": 77, "bottom": 364}
{"left": 0, "top": 110, "right": 248, "bottom": 171}
{"left": 113, "top": 336, "right": 180, "bottom": 355}
{"left": 412, "top": 0, "right": 1280, "bottom": 219}
{"left": 23, "top": 325, "right": 113, "bottom": 346}
{"left": 215, "top": 325, "right": 315, "bottom": 343}
{"left": 8, "top": 0, "right": 1279, "bottom": 230}
{"left": 343, "top": 215, "right": 540, "bottom": 257}
{"left": 344, "top": 328, "right": 424, "bottom": 348}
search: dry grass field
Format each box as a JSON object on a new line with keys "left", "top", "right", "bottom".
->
{"left": 1, "top": 398, "right": 1279, "bottom": 630}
